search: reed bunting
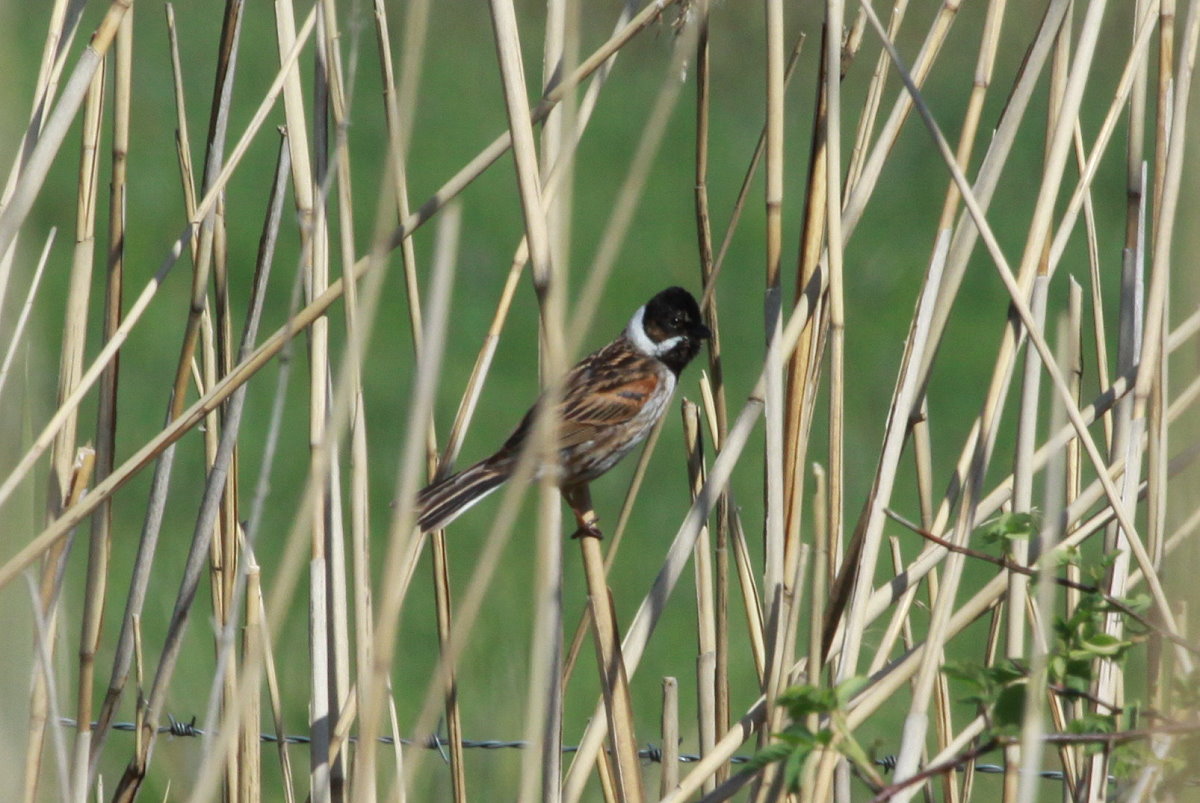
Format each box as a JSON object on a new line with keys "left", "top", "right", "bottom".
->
{"left": 417, "top": 286, "right": 711, "bottom": 536}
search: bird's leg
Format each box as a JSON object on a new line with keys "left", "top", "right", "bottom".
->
{"left": 563, "top": 483, "right": 602, "bottom": 539}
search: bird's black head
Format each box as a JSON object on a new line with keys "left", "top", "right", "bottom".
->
{"left": 627, "top": 286, "right": 711, "bottom": 374}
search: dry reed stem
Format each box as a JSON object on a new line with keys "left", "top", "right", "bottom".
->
{"left": 682, "top": 400, "right": 718, "bottom": 792}
{"left": 580, "top": 522, "right": 645, "bottom": 803}
{"left": 915, "top": 0, "right": 1071, "bottom": 385}
{"left": 852, "top": 9, "right": 1194, "bottom": 790}
{"left": 782, "top": 33, "right": 827, "bottom": 577}
{"left": 6, "top": 1, "right": 1200, "bottom": 799}
{"left": 729, "top": 505, "right": 768, "bottom": 684}
{"left": 833, "top": 230, "right": 948, "bottom": 681}
{"left": 319, "top": 4, "right": 360, "bottom": 796}
{"left": 0, "top": 6, "right": 320, "bottom": 583}
{"left": 756, "top": 5, "right": 790, "bottom": 798}
{"left": 252, "top": 546, "right": 299, "bottom": 803}
{"left": 560, "top": 417, "right": 667, "bottom": 691}
{"left": 562, "top": 266, "right": 828, "bottom": 802}
{"left": 0, "top": 0, "right": 75, "bottom": 318}
{"left": 808, "top": 463, "right": 828, "bottom": 680}
{"left": 362, "top": 205, "right": 462, "bottom": 799}
{"left": 303, "top": 5, "right": 336, "bottom": 798}
{"left": 569, "top": 16, "right": 699, "bottom": 350}
{"left": 690, "top": 8, "right": 733, "bottom": 771}
{"left": 845, "top": 0, "right": 910, "bottom": 194}
{"left": 1003, "top": 273, "right": 1049, "bottom": 797}
{"left": 22, "top": 58, "right": 104, "bottom": 803}
{"left": 522, "top": 5, "right": 573, "bottom": 798}
{"left": 241, "top": 566, "right": 263, "bottom": 803}
{"left": 822, "top": 0, "right": 847, "bottom": 691}
{"left": 367, "top": 2, "right": 426, "bottom": 797}
{"left": 840, "top": 0, "right": 963, "bottom": 238}
{"left": 72, "top": 10, "right": 131, "bottom": 795}
{"left": 0, "top": 0, "right": 129, "bottom": 260}
{"left": 8, "top": 9, "right": 679, "bottom": 798}
{"left": 24, "top": 571, "right": 72, "bottom": 803}
{"left": 911, "top": 415, "right": 956, "bottom": 803}
{"left": 24, "top": 448, "right": 94, "bottom": 802}
{"left": 936, "top": 0, "right": 1004, "bottom": 232}
{"left": 320, "top": 3, "right": 374, "bottom": 796}
{"left": 1016, "top": 316, "right": 1072, "bottom": 803}
{"left": 838, "top": 314, "right": 1200, "bottom": 660}
{"left": 193, "top": 135, "right": 294, "bottom": 803}
{"left": 486, "top": 4, "right": 570, "bottom": 803}
{"left": 660, "top": 676, "right": 680, "bottom": 795}
{"left": 1145, "top": 0, "right": 1173, "bottom": 700}
{"left": 0, "top": 228, "right": 54, "bottom": 405}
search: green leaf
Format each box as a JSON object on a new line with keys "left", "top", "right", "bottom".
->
{"left": 977, "top": 512, "right": 1038, "bottom": 547}
{"left": 989, "top": 659, "right": 1027, "bottom": 685}
{"left": 1079, "top": 633, "right": 1129, "bottom": 657}
{"left": 942, "top": 661, "right": 986, "bottom": 687}
{"left": 1067, "top": 713, "right": 1116, "bottom": 735}
{"left": 1049, "top": 655, "right": 1067, "bottom": 683}
{"left": 784, "top": 747, "right": 808, "bottom": 791}
{"left": 835, "top": 675, "right": 869, "bottom": 708}
{"left": 1053, "top": 545, "right": 1081, "bottom": 567}
{"left": 778, "top": 684, "right": 838, "bottom": 719}
{"left": 993, "top": 684, "right": 1027, "bottom": 732}
{"left": 1116, "top": 593, "right": 1151, "bottom": 615}
{"left": 839, "top": 734, "right": 876, "bottom": 775}
{"left": 743, "top": 741, "right": 795, "bottom": 773}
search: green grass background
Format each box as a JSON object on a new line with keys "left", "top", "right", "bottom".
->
{"left": 0, "top": 1, "right": 1197, "bottom": 799}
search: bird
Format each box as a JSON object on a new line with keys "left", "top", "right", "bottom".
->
{"left": 416, "top": 286, "right": 711, "bottom": 536}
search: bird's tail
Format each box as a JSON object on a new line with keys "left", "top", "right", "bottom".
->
{"left": 417, "top": 455, "right": 512, "bottom": 532}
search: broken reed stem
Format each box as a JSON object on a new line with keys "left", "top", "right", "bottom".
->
{"left": 683, "top": 400, "right": 718, "bottom": 793}
{"left": 240, "top": 565, "right": 263, "bottom": 803}
{"left": 660, "top": 676, "right": 680, "bottom": 796}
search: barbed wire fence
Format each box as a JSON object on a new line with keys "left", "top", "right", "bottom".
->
{"left": 59, "top": 716, "right": 1110, "bottom": 784}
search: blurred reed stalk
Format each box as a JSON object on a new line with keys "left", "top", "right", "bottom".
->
{"left": 2, "top": 1, "right": 1200, "bottom": 801}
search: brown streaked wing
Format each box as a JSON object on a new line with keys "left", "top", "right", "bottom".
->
{"left": 555, "top": 347, "right": 659, "bottom": 448}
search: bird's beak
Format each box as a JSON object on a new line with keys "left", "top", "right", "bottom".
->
{"left": 695, "top": 323, "right": 712, "bottom": 340}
